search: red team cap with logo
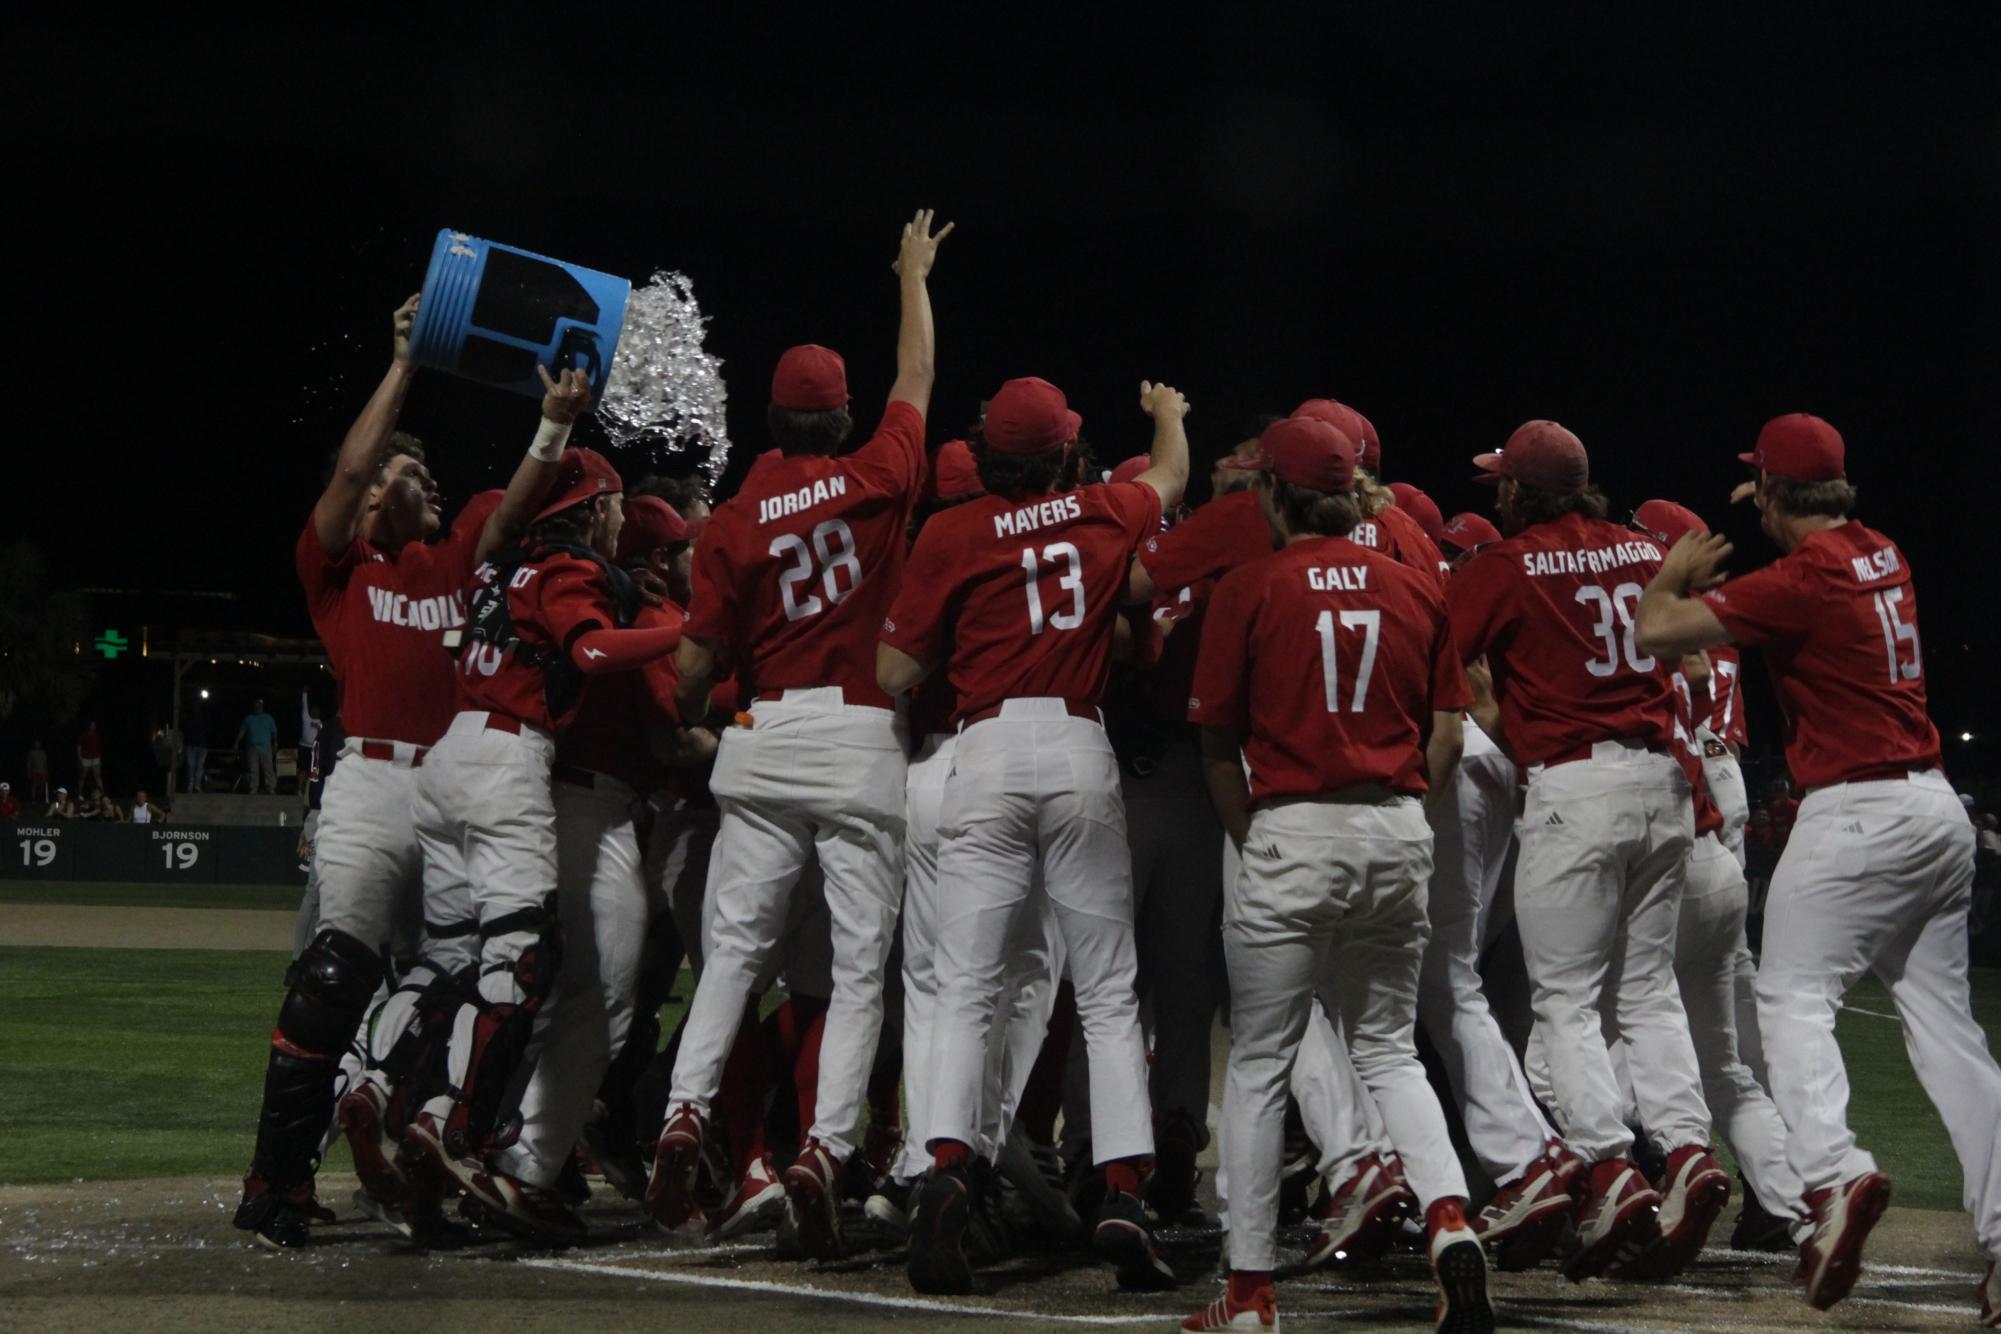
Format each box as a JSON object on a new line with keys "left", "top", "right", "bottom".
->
{"left": 535, "top": 448, "right": 625, "bottom": 521}
{"left": 613, "top": 495, "right": 692, "bottom": 562}
{"left": 1633, "top": 498, "right": 1706, "bottom": 547}
{"left": 1472, "top": 420, "right": 1588, "bottom": 495}
{"left": 1386, "top": 482, "right": 1445, "bottom": 543}
{"left": 770, "top": 344, "right": 850, "bottom": 411}
{"left": 1108, "top": 455, "right": 1152, "bottom": 486}
{"left": 983, "top": 377, "right": 1083, "bottom": 455}
{"left": 1438, "top": 511, "right": 1501, "bottom": 554}
{"left": 1737, "top": 412, "right": 1845, "bottom": 481}
{"left": 925, "top": 439, "right": 985, "bottom": 503}
{"left": 1234, "top": 415, "right": 1361, "bottom": 492}
{"left": 1292, "top": 398, "right": 1381, "bottom": 472}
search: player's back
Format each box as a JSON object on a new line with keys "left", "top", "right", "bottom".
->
{"left": 906, "top": 480, "right": 1161, "bottom": 720}
{"left": 687, "top": 403, "right": 923, "bottom": 709}
{"left": 1449, "top": 511, "right": 1674, "bottom": 767}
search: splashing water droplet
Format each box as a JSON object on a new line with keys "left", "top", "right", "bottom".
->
{"left": 597, "top": 270, "right": 732, "bottom": 485}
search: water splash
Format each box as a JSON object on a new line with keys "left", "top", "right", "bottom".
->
{"left": 598, "top": 271, "right": 731, "bottom": 485}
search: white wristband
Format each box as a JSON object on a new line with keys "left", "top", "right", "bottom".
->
{"left": 529, "top": 417, "right": 572, "bottom": 462}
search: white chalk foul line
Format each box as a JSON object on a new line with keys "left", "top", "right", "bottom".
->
{"left": 1703, "top": 1245, "right": 1980, "bottom": 1281}
{"left": 1845, "top": 1004, "right": 1903, "bottom": 1021}
{"left": 519, "top": 1255, "right": 1174, "bottom": 1325}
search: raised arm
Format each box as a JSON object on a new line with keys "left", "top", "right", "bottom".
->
{"left": 886, "top": 208, "right": 954, "bottom": 416}
{"left": 1132, "top": 381, "right": 1191, "bottom": 512}
{"left": 474, "top": 366, "right": 589, "bottom": 564}
{"left": 1635, "top": 530, "right": 1737, "bottom": 659}
{"left": 672, "top": 637, "right": 722, "bottom": 724}
{"left": 313, "top": 295, "right": 421, "bottom": 554}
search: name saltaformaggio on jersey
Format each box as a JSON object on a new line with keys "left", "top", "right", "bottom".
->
{"left": 1518, "top": 539, "right": 1663, "bottom": 578}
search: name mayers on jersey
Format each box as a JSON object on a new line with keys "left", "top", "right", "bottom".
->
{"left": 365, "top": 585, "right": 467, "bottom": 632}
{"left": 758, "top": 476, "right": 850, "bottom": 525}
{"left": 993, "top": 493, "right": 1082, "bottom": 539}
{"left": 1518, "top": 538, "right": 1663, "bottom": 578}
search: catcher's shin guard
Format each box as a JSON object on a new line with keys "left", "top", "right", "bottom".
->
{"left": 248, "top": 929, "right": 384, "bottom": 1186}
{"left": 441, "top": 901, "right": 562, "bottom": 1159}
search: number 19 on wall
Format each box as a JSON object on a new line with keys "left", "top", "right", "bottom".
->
{"left": 161, "top": 843, "right": 200, "bottom": 870}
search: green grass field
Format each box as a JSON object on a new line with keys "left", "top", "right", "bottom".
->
{"left": 2, "top": 886, "right": 1997, "bottom": 1211}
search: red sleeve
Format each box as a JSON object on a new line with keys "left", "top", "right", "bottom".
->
{"left": 682, "top": 510, "right": 741, "bottom": 646}
{"left": 1187, "top": 566, "right": 1257, "bottom": 730}
{"left": 1701, "top": 559, "right": 1811, "bottom": 647}
{"left": 1138, "top": 491, "right": 1252, "bottom": 590}
{"left": 295, "top": 515, "right": 360, "bottom": 607}
{"left": 525, "top": 559, "right": 613, "bottom": 652}
{"left": 880, "top": 516, "right": 958, "bottom": 666}
{"left": 1446, "top": 549, "right": 1518, "bottom": 664}
{"left": 571, "top": 622, "right": 680, "bottom": 674}
{"left": 1428, "top": 597, "right": 1475, "bottom": 713}
{"left": 1101, "top": 480, "right": 1164, "bottom": 553}
{"left": 846, "top": 401, "right": 927, "bottom": 497}
{"left": 639, "top": 605, "right": 687, "bottom": 722}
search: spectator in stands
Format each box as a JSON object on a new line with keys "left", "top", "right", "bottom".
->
{"left": 77, "top": 721, "right": 104, "bottom": 798}
{"left": 1979, "top": 812, "right": 2000, "bottom": 860}
{"left": 0, "top": 782, "right": 18, "bottom": 820}
{"left": 235, "top": 698, "right": 278, "bottom": 794}
{"left": 183, "top": 700, "right": 211, "bottom": 793}
{"left": 151, "top": 721, "right": 182, "bottom": 797}
{"left": 131, "top": 789, "right": 166, "bottom": 824}
{"left": 27, "top": 739, "right": 50, "bottom": 802}
{"left": 47, "top": 787, "right": 76, "bottom": 819}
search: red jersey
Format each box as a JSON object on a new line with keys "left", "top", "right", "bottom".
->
{"left": 454, "top": 549, "right": 627, "bottom": 736}
{"left": 295, "top": 492, "right": 500, "bottom": 746}
{"left": 1700, "top": 522, "right": 1941, "bottom": 789}
{"left": 1670, "top": 646, "right": 1747, "bottom": 749}
{"left": 1663, "top": 663, "right": 1725, "bottom": 837}
{"left": 684, "top": 402, "right": 924, "bottom": 709}
{"left": 1354, "top": 503, "right": 1451, "bottom": 588}
{"left": 556, "top": 599, "right": 684, "bottom": 791}
{"left": 1447, "top": 513, "right": 1674, "bottom": 768}
{"left": 1189, "top": 538, "right": 1470, "bottom": 802}
{"left": 1135, "top": 488, "right": 1272, "bottom": 591}
{"left": 883, "top": 481, "right": 1163, "bottom": 720}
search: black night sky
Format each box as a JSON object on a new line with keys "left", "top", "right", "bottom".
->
{"left": 10, "top": 8, "right": 1999, "bottom": 781}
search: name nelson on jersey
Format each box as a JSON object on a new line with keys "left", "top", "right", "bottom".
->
{"left": 759, "top": 476, "right": 850, "bottom": 525}
{"left": 1518, "top": 538, "right": 1663, "bottom": 577}
{"left": 1850, "top": 546, "right": 1902, "bottom": 582}
{"left": 994, "top": 493, "right": 1082, "bottom": 539}
{"left": 365, "top": 585, "right": 467, "bottom": 631}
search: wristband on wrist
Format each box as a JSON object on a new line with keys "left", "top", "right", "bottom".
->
{"left": 529, "top": 417, "right": 572, "bottom": 462}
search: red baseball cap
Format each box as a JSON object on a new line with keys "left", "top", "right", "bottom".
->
{"left": 1296, "top": 398, "right": 1381, "bottom": 473}
{"left": 770, "top": 344, "right": 850, "bottom": 411}
{"left": 1232, "top": 415, "right": 1361, "bottom": 492}
{"left": 1386, "top": 482, "right": 1445, "bottom": 543}
{"left": 1473, "top": 420, "right": 1588, "bottom": 495}
{"left": 924, "top": 439, "right": 985, "bottom": 503}
{"left": 1738, "top": 412, "right": 1845, "bottom": 481}
{"left": 1633, "top": 498, "right": 1706, "bottom": 548}
{"left": 534, "top": 447, "right": 624, "bottom": 521}
{"left": 613, "top": 494, "right": 691, "bottom": 562}
{"left": 1108, "top": 454, "right": 1151, "bottom": 486}
{"left": 1439, "top": 511, "right": 1502, "bottom": 553}
{"left": 984, "top": 377, "right": 1083, "bottom": 455}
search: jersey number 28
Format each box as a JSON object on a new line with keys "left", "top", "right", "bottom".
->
{"left": 771, "top": 519, "right": 861, "bottom": 623}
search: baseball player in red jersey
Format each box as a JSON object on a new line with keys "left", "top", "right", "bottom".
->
{"left": 650, "top": 210, "right": 953, "bottom": 1256}
{"left": 1635, "top": 414, "right": 2001, "bottom": 1320}
{"left": 1292, "top": 398, "right": 1448, "bottom": 587}
{"left": 1183, "top": 415, "right": 1489, "bottom": 1333}
{"left": 400, "top": 446, "right": 684, "bottom": 1210}
{"left": 233, "top": 296, "right": 578, "bottom": 1250}
{"left": 473, "top": 495, "right": 704, "bottom": 1239}
{"left": 880, "top": 375, "right": 1190, "bottom": 1295}
{"left": 1447, "top": 420, "right": 1723, "bottom": 1282}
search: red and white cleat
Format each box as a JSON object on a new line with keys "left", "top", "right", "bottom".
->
{"left": 645, "top": 1102, "right": 710, "bottom": 1237}
{"left": 1795, "top": 1170, "right": 1892, "bottom": 1311}
{"left": 1304, "top": 1152, "right": 1412, "bottom": 1270}
{"left": 1473, "top": 1150, "right": 1575, "bottom": 1271}
{"left": 1564, "top": 1158, "right": 1662, "bottom": 1282}
{"left": 1182, "top": 1283, "right": 1278, "bottom": 1331}
{"left": 710, "top": 1153, "right": 788, "bottom": 1240}
{"left": 335, "top": 1079, "right": 405, "bottom": 1209}
{"left": 783, "top": 1138, "right": 845, "bottom": 1260}
{"left": 1428, "top": 1197, "right": 1496, "bottom": 1334}
{"left": 1629, "top": 1145, "right": 1730, "bottom": 1279}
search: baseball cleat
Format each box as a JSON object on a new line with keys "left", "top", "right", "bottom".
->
{"left": 1626, "top": 1146, "right": 1729, "bottom": 1279}
{"left": 1093, "top": 1188, "right": 1178, "bottom": 1290}
{"left": 1545, "top": 1138, "right": 1586, "bottom": 1199}
{"left": 1148, "top": 1109, "right": 1204, "bottom": 1223}
{"left": 1474, "top": 1149, "right": 1576, "bottom": 1271}
{"left": 1978, "top": 1259, "right": 1998, "bottom": 1328}
{"left": 645, "top": 1102, "right": 709, "bottom": 1237}
{"left": 461, "top": 1167, "right": 587, "bottom": 1245}
{"left": 401, "top": 1110, "right": 490, "bottom": 1205}
{"left": 232, "top": 1176, "right": 312, "bottom": 1250}
{"left": 844, "top": 1117, "right": 903, "bottom": 1202}
{"left": 1428, "top": 1197, "right": 1496, "bottom": 1334}
{"left": 865, "top": 1174, "right": 917, "bottom": 1234}
{"left": 579, "top": 1113, "right": 648, "bottom": 1203}
{"left": 907, "top": 1165, "right": 974, "bottom": 1295}
{"left": 1728, "top": 1172, "right": 1800, "bottom": 1252}
{"left": 782, "top": 1138, "right": 845, "bottom": 1260}
{"left": 1181, "top": 1283, "right": 1279, "bottom": 1330}
{"left": 1795, "top": 1170, "right": 1892, "bottom": 1311}
{"left": 710, "top": 1154, "right": 788, "bottom": 1240}
{"left": 336, "top": 1080, "right": 404, "bottom": 1209}
{"left": 352, "top": 1186, "right": 414, "bottom": 1240}
{"left": 1000, "top": 1126, "right": 1083, "bottom": 1242}
{"left": 1304, "top": 1152, "right": 1412, "bottom": 1270}
{"left": 1563, "top": 1158, "right": 1662, "bottom": 1282}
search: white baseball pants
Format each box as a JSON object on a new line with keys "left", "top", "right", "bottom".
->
{"left": 1697, "top": 731, "right": 1750, "bottom": 865}
{"left": 1756, "top": 770, "right": 2000, "bottom": 1259}
{"left": 927, "top": 701, "right": 1153, "bottom": 1166}
{"left": 1418, "top": 736, "right": 1555, "bottom": 1185}
{"left": 1513, "top": 745, "right": 1708, "bottom": 1162}
{"left": 666, "top": 690, "right": 906, "bottom": 1163}
{"left": 497, "top": 773, "right": 649, "bottom": 1190}
{"left": 645, "top": 796, "right": 720, "bottom": 975}
{"left": 1221, "top": 795, "right": 1466, "bottom": 1272}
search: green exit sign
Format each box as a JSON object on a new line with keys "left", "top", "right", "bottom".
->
{"left": 94, "top": 629, "right": 129, "bottom": 660}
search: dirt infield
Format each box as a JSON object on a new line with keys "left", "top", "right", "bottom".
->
{"left": 0, "top": 902, "right": 295, "bottom": 951}
{"left": 0, "top": 1173, "right": 1989, "bottom": 1332}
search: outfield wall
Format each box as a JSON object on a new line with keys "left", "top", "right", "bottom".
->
{"left": 0, "top": 822, "right": 307, "bottom": 886}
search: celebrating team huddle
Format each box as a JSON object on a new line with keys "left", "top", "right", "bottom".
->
{"left": 233, "top": 211, "right": 2001, "bottom": 1332}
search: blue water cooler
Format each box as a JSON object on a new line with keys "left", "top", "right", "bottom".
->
{"left": 406, "top": 230, "right": 631, "bottom": 399}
